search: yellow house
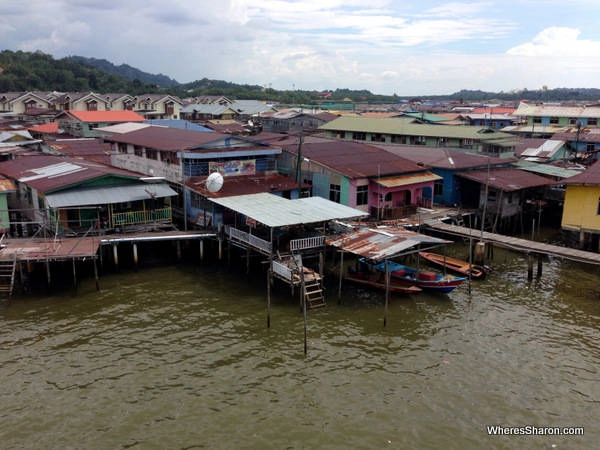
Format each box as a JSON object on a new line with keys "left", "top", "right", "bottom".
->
{"left": 561, "top": 160, "right": 600, "bottom": 251}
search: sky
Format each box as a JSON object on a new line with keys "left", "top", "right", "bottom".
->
{"left": 2, "top": 0, "right": 600, "bottom": 96}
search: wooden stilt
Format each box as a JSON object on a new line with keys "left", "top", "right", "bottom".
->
{"left": 384, "top": 259, "right": 390, "bottom": 327}
{"left": 176, "top": 241, "right": 182, "bottom": 261}
{"left": 72, "top": 258, "right": 77, "bottom": 291}
{"left": 527, "top": 254, "right": 534, "bottom": 281}
{"left": 113, "top": 244, "right": 119, "bottom": 269}
{"left": 46, "top": 260, "right": 51, "bottom": 288}
{"left": 301, "top": 266, "right": 308, "bottom": 356}
{"left": 267, "top": 268, "right": 271, "bottom": 329}
{"left": 338, "top": 249, "right": 344, "bottom": 302}
{"left": 200, "top": 239, "right": 204, "bottom": 261}
{"left": 93, "top": 258, "right": 100, "bottom": 291}
{"left": 537, "top": 255, "right": 543, "bottom": 278}
{"left": 132, "top": 243, "right": 138, "bottom": 269}
{"left": 218, "top": 238, "right": 223, "bottom": 260}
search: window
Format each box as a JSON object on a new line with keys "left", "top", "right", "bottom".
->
{"left": 587, "top": 143, "right": 596, "bottom": 153}
{"left": 533, "top": 117, "right": 542, "bottom": 124}
{"left": 588, "top": 118, "right": 598, "bottom": 126}
{"left": 356, "top": 185, "right": 368, "bottom": 205}
{"left": 434, "top": 180, "right": 444, "bottom": 196}
{"left": 549, "top": 117, "right": 559, "bottom": 124}
{"left": 329, "top": 184, "right": 341, "bottom": 203}
{"left": 146, "top": 149, "right": 158, "bottom": 160}
{"left": 352, "top": 132, "right": 366, "bottom": 140}
{"left": 87, "top": 100, "right": 98, "bottom": 111}
{"left": 118, "top": 143, "right": 128, "bottom": 154}
{"left": 569, "top": 117, "right": 578, "bottom": 125}
{"left": 134, "top": 145, "right": 143, "bottom": 157}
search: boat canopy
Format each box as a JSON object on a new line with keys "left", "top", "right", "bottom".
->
{"left": 326, "top": 227, "right": 450, "bottom": 261}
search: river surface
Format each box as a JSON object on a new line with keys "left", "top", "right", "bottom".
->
{"left": 1, "top": 241, "right": 599, "bottom": 449}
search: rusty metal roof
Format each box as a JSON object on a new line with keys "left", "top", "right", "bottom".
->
{"left": 188, "top": 173, "right": 300, "bottom": 198}
{"left": 457, "top": 168, "right": 553, "bottom": 191}
{"left": 104, "top": 126, "right": 228, "bottom": 151}
{"left": 562, "top": 159, "right": 600, "bottom": 185}
{"left": 281, "top": 140, "right": 428, "bottom": 178}
{"left": 326, "top": 227, "right": 450, "bottom": 261}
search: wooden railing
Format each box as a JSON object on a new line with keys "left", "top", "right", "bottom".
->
{"left": 228, "top": 227, "right": 272, "bottom": 254}
{"left": 290, "top": 235, "right": 325, "bottom": 252}
{"left": 113, "top": 207, "right": 172, "bottom": 227}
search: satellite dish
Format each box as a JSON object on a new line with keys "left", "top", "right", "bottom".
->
{"left": 205, "top": 172, "right": 224, "bottom": 193}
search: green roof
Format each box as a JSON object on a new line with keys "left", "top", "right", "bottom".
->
{"left": 512, "top": 160, "right": 584, "bottom": 179}
{"left": 399, "top": 112, "right": 451, "bottom": 123}
{"left": 319, "top": 116, "right": 514, "bottom": 141}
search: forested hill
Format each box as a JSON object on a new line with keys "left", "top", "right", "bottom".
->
{"left": 1, "top": 49, "right": 600, "bottom": 104}
{"left": 66, "top": 56, "right": 179, "bottom": 88}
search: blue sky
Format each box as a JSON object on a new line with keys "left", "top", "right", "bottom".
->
{"left": 2, "top": 0, "right": 600, "bottom": 95}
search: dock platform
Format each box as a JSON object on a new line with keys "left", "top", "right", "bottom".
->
{"left": 426, "top": 222, "right": 600, "bottom": 265}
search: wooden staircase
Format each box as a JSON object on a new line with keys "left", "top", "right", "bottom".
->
{"left": 303, "top": 276, "right": 325, "bottom": 310}
{"left": 0, "top": 255, "right": 17, "bottom": 299}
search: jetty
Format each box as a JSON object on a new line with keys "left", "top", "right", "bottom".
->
{"left": 425, "top": 222, "right": 600, "bottom": 281}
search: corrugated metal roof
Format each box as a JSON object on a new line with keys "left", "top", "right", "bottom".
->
{"left": 319, "top": 116, "right": 514, "bottom": 141}
{"left": 512, "top": 161, "right": 583, "bottom": 179}
{"left": 562, "top": 159, "right": 600, "bottom": 185}
{"left": 209, "top": 193, "right": 368, "bottom": 227}
{"left": 457, "top": 168, "right": 553, "bottom": 191}
{"left": 376, "top": 172, "right": 441, "bottom": 188}
{"left": 326, "top": 227, "right": 449, "bottom": 261}
{"left": 188, "top": 173, "right": 299, "bottom": 198}
{"left": 45, "top": 183, "right": 177, "bottom": 208}
{"left": 513, "top": 103, "right": 600, "bottom": 118}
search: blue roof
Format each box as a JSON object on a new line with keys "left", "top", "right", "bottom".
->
{"left": 145, "top": 119, "right": 213, "bottom": 132}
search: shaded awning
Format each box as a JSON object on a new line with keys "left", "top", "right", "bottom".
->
{"left": 326, "top": 227, "right": 450, "bottom": 261}
{"left": 45, "top": 183, "right": 177, "bottom": 208}
{"left": 375, "top": 172, "right": 441, "bottom": 188}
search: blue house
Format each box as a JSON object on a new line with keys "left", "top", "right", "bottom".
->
{"left": 373, "top": 144, "right": 514, "bottom": 206}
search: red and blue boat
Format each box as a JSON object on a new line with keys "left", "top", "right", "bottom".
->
{"left": 365, "top": 258, "right": 466, "bottom": 294}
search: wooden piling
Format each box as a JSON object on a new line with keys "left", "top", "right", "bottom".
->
{"left": 132, "top": 243, "right": 138, "bottom": 269}
{"left": 72, "top": 258, "right": 77, "bottom": 291}
{"left": 383, "top": 259, "right": 390, "bottom": 327}
{"left": 113, "top": 244, "right": 119, "bottom": 269}
{"left": 200, "top": 239, "right": 204, "bottom": 261}
{"left": 537, "top": 255, "right": 543, "bottom": 277}
{"left": 93, "top": 257, "right": 100, "bottom": 291}
{"left": 527, "top": 254, "right": 534, "bottom": 281}
{"left": 338, "top": 249, "right": 344, "bottom": 303}
{"left": 267, "top": 268, "right": 271, "bottom": 329}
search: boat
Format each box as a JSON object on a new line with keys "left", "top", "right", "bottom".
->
{"left": 346, "top": 264, "right": 422, "bottom": 294}
{"left": 363, "top": 258, "right": 466, "bottom": 294}
{"left": 417, "top": 251, "right": 490, "bottom": 279}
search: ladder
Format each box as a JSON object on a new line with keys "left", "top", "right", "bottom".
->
{"left": 0, "top": 254, "right": 17, "bottom": 298}
{"left": 303, "top": 276, "right": 326, "bottom": 310}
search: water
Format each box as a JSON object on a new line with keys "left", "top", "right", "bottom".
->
{"left": 1, "top": 244, "right": 599, "bottom": 449}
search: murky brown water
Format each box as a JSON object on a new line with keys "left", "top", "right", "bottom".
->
{"left": 1, "top": 242, "right": 598, "bottom": 449}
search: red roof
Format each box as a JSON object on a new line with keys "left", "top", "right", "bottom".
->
{"left": 470, "top": 107, "right": 516, "bottom": 114}
{"left": 187, "top": 173, "right": 299, "bottom": 198}
{"left": 104, "top": 126, "right": 229, "bottom": 151}
{"left": 65, "top": 110, "right": 146, "bottom": 123}
{"left": 457, "top": 168, "right": 552, "bottom": 191}
{"left": 28, "top": 122, "right": 59, "bottom": 133}
{"left": 0, "top": 154, "right": 142, "bottom": 193}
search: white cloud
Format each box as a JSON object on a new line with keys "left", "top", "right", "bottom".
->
{"left": 507, "top": 27, "right": 600, "bottom": 57}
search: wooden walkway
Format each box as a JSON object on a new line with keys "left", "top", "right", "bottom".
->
{"left": 426, "top": 222, "right": 600, "bottom": 265}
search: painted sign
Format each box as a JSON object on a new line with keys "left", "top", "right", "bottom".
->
{"left": 209, "top": 159, "right": 256, "bottom": 176}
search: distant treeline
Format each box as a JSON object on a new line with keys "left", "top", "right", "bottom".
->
{"left": 1, "top": 50, "right": 599, "bottom": 104}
